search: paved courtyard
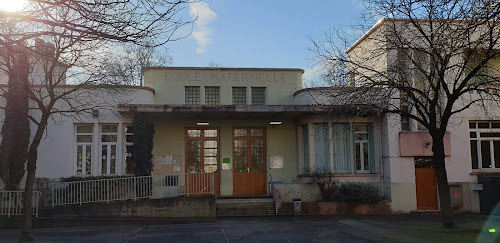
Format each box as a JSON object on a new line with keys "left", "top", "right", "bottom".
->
{"left": 0, "top": 214, "right": 498, "bottom": 242}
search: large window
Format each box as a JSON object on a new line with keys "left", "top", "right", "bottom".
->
{"left": 469, "top": 121, "right": 500, "bottom": 169}
{"left": 124, "top": 125, "right": 134, "bottom": 175}
{"left": 76, "top": 124, "right": 93, "bottom": 175}
{"left": 185, "top": 86, "right": 200, "bottom": 105}
{"left": 232, "top": 87, "right": 246, "bottom": 105}
{"left": 302, "top": 123, "right": 374, "bottom": 174}
{"left": 205, "top": 86, "right": 220, "bottom": 105}
{"left": 251, "top": 87, "right": 265, "bottom": 105}
{"left": 100, "top": 124, "right": 118, "bottom": 175}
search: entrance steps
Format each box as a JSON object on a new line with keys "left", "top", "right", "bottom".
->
{"left": 216, "top": 196, "right": 276, "bottom": 217}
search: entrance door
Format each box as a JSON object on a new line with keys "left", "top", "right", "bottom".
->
{"left": 415, "top": 157, "right": 438, "bottom": 210}
{"left": 233, "top": 127, "right": 267, "bottom": 195}
{"left": 185, "top": 128, "right": 220, "bottom": 195}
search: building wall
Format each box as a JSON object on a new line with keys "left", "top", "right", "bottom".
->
{"left": 143, "top": 68, "right": 303, "bottom": 105}
{"left": 151, "top": 118, "right": 299, "bottom": 195}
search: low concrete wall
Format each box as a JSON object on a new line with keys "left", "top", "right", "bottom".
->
{"left": 41, "top": 196, "right": 216, "bottom": 219}
{"left": 280, "top": 201, "right": 392, "bottom": 215}
{"left": 274, "top": 183, "right": 321, "bottom": 202}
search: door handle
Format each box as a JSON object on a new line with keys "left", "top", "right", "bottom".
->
{"left": 247, "top": 168, "right": 249, "bottom": 173}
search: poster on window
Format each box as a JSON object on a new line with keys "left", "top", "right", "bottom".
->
{"left": 270, "top": 155, "right": 284, "bottom": 169}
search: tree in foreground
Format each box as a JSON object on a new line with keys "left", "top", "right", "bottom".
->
{"left": 0, "top": 0, "right": 192, "bottom": 241}
{"left": 310, "top": 0, "right": 500, "bottom": 227}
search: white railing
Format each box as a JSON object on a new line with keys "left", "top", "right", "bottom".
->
{"left": 0, "top": 190, "right": 42, "bottom": 217}
{"left": 52, "top": 172, "right": 215, "bottom": 207}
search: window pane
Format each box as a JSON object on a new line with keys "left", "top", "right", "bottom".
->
{"left": 251, "top": 157, "right": 265, "bottom": 172}
{"left": 125, "top": 145, "right": 134, "bottom": 174}
{"left": 187, "top": 149, "right": 201, "bottom": 156}
{"left": 188, "top": 130, "right": 201, "bottom": 137}
{"left": 125, "top": 125, "right": 134, "bottom": 134}
{"left": 185, "top": 86, "right": 200, "bottom": 105}
{"left": 469, "top": 122, "right": 476, "bottom": 129}
{"left": 234, "top": 148, "right": 247, "bottom": 156}
{"left": 188, "top": 141, "right": 201, "bottom": 149}
{"left": 480, "top": 133, "right": 500, "bottom": 138}
{"left": 77, "top": 135, "right": 93, "bottom": 143}
{"left": 251, "top": 140, "right": 264, "bottom": 147}
{"left": 101, "top": 135, "right": 117, "bottom": 142}
{"left": 126, "top": 135, "right": 134, "bottom": 143}
{"left": 205, "top": 157, "right": 218, "bottom": 165}
{"left": 110, "top": 145, "right": 116, "bottom": 174}
{"left": 205, "top": 86, "right": 220, "bottom": 105}
{"left": 204, "top": 130, "right": 218, "bottom": 137}
{"left": 85, "top": 145, "right": 91, "bottom": 175}
{"left": 187, "top": 157, "right": 201, "bottom": 164}
{"left": 251, "top": 87, "right": 265, "bottom": 105}
{"left": 471, "top": 140, "right": 478, "bottom": 169}
{"left": 251, "top": 129, "right": 264, "bottom": 136}
{"left": 355, "top": 133, "right": 368, "bottom": 140}
{"left": 251, "top": 147, "right": 264, "bottom": 156}
{"left": 204, "top": 141, "right": 217, "bottom": 148}
{"left": 204, "top": 165, "right": 218, "bottom": 172}
{"left": 77, "top": 146, "right": 83, "bottom": 175}
{"left": 101, "top": 125, "right": 117, "bottom": 133}
{"left": 234, "top": 140, "right": 247, "bottom": 148}
{"left": 204, "top": 149, "right": 217, "bottom": 156}
{"left": 478, "top": 122, "right": 490, "bottom": 129}
{"left": 188, "top": 165, "right": 201, "bottom": 173}
{"left": 470, "top": 132, "right": 477, "bottom": 138}
{"left": 495, "top": 141, "right": 500, "bottom": 168}
{"left": 363, "top": 142, "right": 369, "bottom": 171}
{"left": 492, "top": 123, "right": 500, "bottom": 129}
{"left": 77, "top": 125, "right": 93, "bottom": 133}
{"left": 234, "top": 129, "right": 247, "bottom": 137}
{"left": 234, "top": 157, "right": 248, "bottom": 172}
{"left": 481, "top": 141, "right": 492, "bottom": 168}
{"left": 355, "top": 143, "right": 361, "bottom": 171}
{"left": 102, "top": 145, "right": 108, "bottom": 174}
{"left": 232, "top": 87, "right": 246, "bottom": 105}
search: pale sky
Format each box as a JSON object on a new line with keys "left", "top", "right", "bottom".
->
{"left": 166, "top": 0, "right": 370, "bottom": 86}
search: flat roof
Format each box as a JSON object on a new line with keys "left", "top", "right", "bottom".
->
{"left": 142, "top": 66, "right": 305, "bottom": 73}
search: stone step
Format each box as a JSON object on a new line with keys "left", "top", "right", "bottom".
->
{"left": 215, "top": 198, "right": 277, "bottom": 217}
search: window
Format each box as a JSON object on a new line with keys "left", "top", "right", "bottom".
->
{"left": 251, "top": 87, "right": 265, "bottom": 105}
{"left": 302, "top": 122, "right": 373, "bottom": 174}
{"left": 100, "top": 124, "right": 117, "bottom": 175}
{"left": 186, "top": 128, "right": 219, "bottom": 173}
{"left": 465, "top": 50, "right": 500, "bottom": 84}
{"left": 232, "top": 87, "right": 246, "bottom": 105}
{"left": 469, "top": 121, "right": 500, "bottom": 169}
{"left": 185, "top": 86, "right": 200, "bottom": 105}
{"left": 76, "top": 124, "right": 93, "bottom": 175}
{"left": 124, "top": 125, "right": 134, "bottom": 175}
{"left": 205, "top": 86, "right": 220, "bottom": 105}
{"left": 354, "top": 124, "right": 370, "bottom": 172}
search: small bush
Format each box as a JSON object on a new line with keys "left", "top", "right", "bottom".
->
{"left": 332, "top": 183, "right": 383, "bottom": 205}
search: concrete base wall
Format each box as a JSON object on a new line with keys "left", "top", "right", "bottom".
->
{"left": 390, "top": 183, "right": 417, "bottom": 213}
{"left": 41, "top": 196, "right": 216, "bottom": 219}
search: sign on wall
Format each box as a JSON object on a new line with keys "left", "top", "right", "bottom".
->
{"left": 222, "top": 157, "right": 232, "bottom": 170}
{"left": 270, "top": 155, "right": 284, "bottom": 169}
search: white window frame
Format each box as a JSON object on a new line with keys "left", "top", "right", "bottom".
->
{"left": 354, "top": 124, "right": 370, "bottom": 173}
{"left": 469, "top": 121, "right": 500, "bottom": 170}
{"left": 75, "top": 124, "right": 94, "bottom": 176}
{"left": 100, "top": 124, "right": 118, "bottom": 175}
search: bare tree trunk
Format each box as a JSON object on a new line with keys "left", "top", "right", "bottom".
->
{"left": 19, "top": 118, "right": 48, "bottom": 242}
{"left": 432, "top": 134, "right": 454, "bottom": 228}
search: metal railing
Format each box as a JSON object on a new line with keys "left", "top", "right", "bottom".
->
{"left": 0, "top": 190, "right": 42, "bottom": 217}
{"left": 52, "top": 172, "right": 215, "bottom": 207}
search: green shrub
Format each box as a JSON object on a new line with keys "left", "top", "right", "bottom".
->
{"left": 332, "top": 182, "right": 383, "bottom": 205}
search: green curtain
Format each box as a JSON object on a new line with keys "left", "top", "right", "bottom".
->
{"left": 314, "top": 123, "right": 330, "bottom": 173}
{"left": 332, "top": 123, "right": 351, "bottom": 173}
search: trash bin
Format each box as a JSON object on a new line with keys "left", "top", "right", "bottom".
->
{"left": 292, "top": 198, "right": 302, "bottom": 215}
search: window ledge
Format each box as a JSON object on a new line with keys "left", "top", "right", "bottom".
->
{"left": 470, "top": 171, "right": 500, "bottom": 175}
{"left": 298, "top": 173, "right": 379, "bottom": 178}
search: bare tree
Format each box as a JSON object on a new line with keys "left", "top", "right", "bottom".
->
{"left": 0, "top": 0, "right": 193, "bottom": 241}
{"left": 310, "top": 0, "right": 500, "bottom": 227}
{"left": 101, "top": 44, "right": 173, "bottom": 86}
